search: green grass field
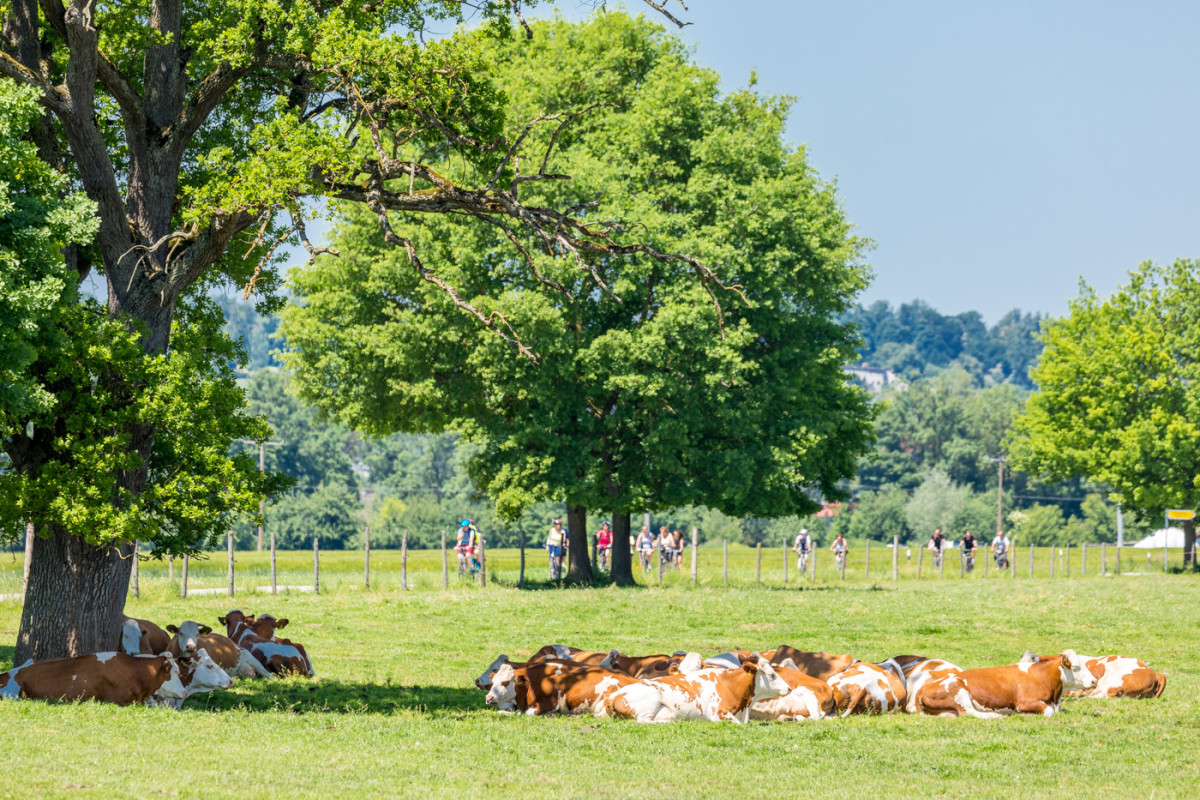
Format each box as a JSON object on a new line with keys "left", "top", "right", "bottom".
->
{"left": 0, "top": 548, "right": 1197, "bottom": 799}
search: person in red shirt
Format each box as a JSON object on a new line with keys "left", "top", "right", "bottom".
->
{"left": 596, "top": 522, "right": 613, "bottom": 571}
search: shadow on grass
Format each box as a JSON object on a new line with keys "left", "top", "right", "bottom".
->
{"left": 183, "top": 678, "right": 485, "bottom": 717}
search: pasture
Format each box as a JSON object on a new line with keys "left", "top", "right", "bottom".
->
{"left": 0, "top": 549, "right": 1197, "bottom": 799}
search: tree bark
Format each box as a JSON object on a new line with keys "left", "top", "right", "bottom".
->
{"left": 609, "top": 512, "right": 636, "bottom": 586}
{"left": 565, "top": 503, "right": 593, "bottom": 583}
{"left": 1184, "top": 518, "right": 1196, "bottom": 570}
{"left": 16, "top": 527, "right": 133, "bottom": 662}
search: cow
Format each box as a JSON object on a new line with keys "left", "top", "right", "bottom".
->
{"left": 893, "top": 656, "right": 963, "bottom": 714}
{"left": 218, "top": 610, "right": 310, "bottom": 678}
{"left": 645, "top": 655, "right": 791, "bottom": 723}
{"left": 769, "top": 646, "right": 857, "bottom": 680}
{"left": 1019, "top": 650, "right": 1165, "bottom": 699}
{"left": 484, "top": 661, "right": 668, "bottom": 722}
{"left": 599, "top": 650, "right": 678, "bottom": 679}
{"left": 750, "top": 658, "right": 837, "bottom": 721}
{"left": 916, "top": 654, "right": 1088, "bottom": 717}
{"left": 167, "top": 620, "right": 271, "bottom": 679}
{"left": 827, "top": 659, "right": 908, "bottom": 716}
{"left": 119, "top": 615, "right": 171, "bottom": 655}
{"left": 475, "top": 647, "right": 610, "bottom": 690}
{"left": 245, "top": 614, "right": 314, "bottom": 677}
{"left": 0, "top": 650, "right": 228, "bottom": 706}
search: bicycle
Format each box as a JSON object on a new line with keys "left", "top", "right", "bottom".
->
{"left": 963, "top": 549, "right": 976, "bottom": 573}
{"left": 993, "top": 546, "right": 1009, "bottom": 571}
{"left": 597, "top": 547, "right": 610, "bottom": 572}
{"left": 456, "top": 549, "right": 470, "bottom": 577}
{"left": 795, "top": 549, "right": 809, "bottom": 573}
{"left": 833, "top": 549, "right": 846, "bottom": 571}
{"left": 931, "top": 547, "right": 943, "bottom": 571}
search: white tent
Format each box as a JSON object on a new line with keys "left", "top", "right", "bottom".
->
{"left": 1132, "top": 528, "right": 1185, "bottom": 548}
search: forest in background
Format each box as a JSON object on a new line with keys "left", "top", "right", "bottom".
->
{"left": 217, "top": 294, "right": 1146, "bottom": 551}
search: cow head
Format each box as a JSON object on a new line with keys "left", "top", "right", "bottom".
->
{"left": 121, "top": 618, "right": 144, "bottom": 654}
{"left": 217, "top": 610, "right": 248, "bottom": 636}
{"left": 475, "top": 655, "right": 511, "bottom": 690}
{"left": 677, "top": 652, "right": 706, "bottom": 675}
{"left": 181, "top": 648, "right": 234, "bottom": 697}
{"left": 153, "top": 656, "right": 188, "bottom": 701}
{"left": 751, "top": 657, "right": 791, "bottom": 703}
{"left": 166, "top": 620, "right": 212, "bottom": 656}
{"left": 1058, "top": 650, "right": 1097, "bottom": 691}
{"left": 599, "top": 649, "right": 623, "bottom": 672}
{"left": 250, "top": 615, "right": 287, "bottom": 641}
{"left": 485, "top": 663, "right": 519, "bottom": 710}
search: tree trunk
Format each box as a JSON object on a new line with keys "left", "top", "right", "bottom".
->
{"left": 609, "top": 512, "right": 635, "bottom": 586}
{"left": 16, "top": 527, "right": 133, "bottom": 662}
{"left": 1185, "top": 518, "right": 1196, "bottom": 570}
{"left": 565, "top": 503, "right": 593, "bottom": 583}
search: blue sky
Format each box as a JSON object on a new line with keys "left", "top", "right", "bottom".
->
{"left": 621, "top": 1, "right": 1200, "bottom": 323}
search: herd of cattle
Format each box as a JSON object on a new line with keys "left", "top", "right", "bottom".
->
{"left": 475, "top": 644, "right": 1167, "bottom": 722}
{"left": 0, "top": 610, "right": 314, "bottom": 707}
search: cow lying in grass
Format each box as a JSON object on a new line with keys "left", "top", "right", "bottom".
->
{"left": 1019, "top": 650, "right": 1165, "bottom": 699}
{"left": 167, "top": 620, "right": 271, "bottom": 679}
{"left": 0, "top": 650, "right": 230, "bottom": 706}
{"left": 826, "top": 659, "right": 908, "bottom": 716}
{"left": 914, "top": 654, "right": 1088, "bottom": 717}
{"left": 218, "top": 610, "right": 313, "bottom": 678}
{"left": 485, "top": 661, "right": 668, "bottom": 722}
{"left": 749, "top": 658, "right": 838, "bottom": 720}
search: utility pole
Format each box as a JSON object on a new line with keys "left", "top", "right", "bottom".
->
{"left": 985, "top": 455, "right": 1006, "bottom": 534}
{"left": 238, "top": 437, "right": 283, "bottom": 552}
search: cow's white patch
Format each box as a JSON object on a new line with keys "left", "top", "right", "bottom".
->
{"left": 154, "top": 660, "right": 187, "bottom": 701}
{"left": 1017, "top": 661, "right": 1033, "bottom": 673}
{"left": 121, "top": 618, "right": 143, "bottom": 654}
{"left": 704, "top": 653, "right": 742, "bottom": 670}
{"left": 0, "top": 659, "right": 33, "bottom": 701}
{"left": 95, "top": 652, "right": 118, "bottom": 664}
{"left": 71, "top": 674, "right": 77, "bottom": 681}
{"left": 475, "top": 654, "right": 509, "bottom": 690}
{"left": 550, "top": 644, "right": 573, "bottom": 660}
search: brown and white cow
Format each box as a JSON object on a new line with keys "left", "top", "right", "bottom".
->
{"left": 916, "top": 654, "right": 1088, "bottom": 717}
{"left": 475, "top": 647, "right": 611, "bottom": 690}
{"left": 827, "top": 659, "right": 908, "bottom": 716}
{"left": 485, "top": 661, "right": 668, "bottom": 722}
{"left": 120, "top": 615, "right": 172, "bottom": 656}
{"left": 246, "top": 614, "right": 314, "bottom": 677}
{"left": 645, "top": 656, "right": 791, "bottom": 723}
{"left": 218, "top": 610, "right": 310, "bottom": 678}
{"left": 167, "top": 620, "right": 271, "bottom": 679}
{"left": 769, "top": 646, "right": 857, "bottom": 681}
{"left": 750, "top": 658, "right": 838, "bottom": 720}
{"left": 0, "top": 650, "right": 228, "bottom": 706}
{"left": 599, "top": 650, "right": 678, "bottom": 679}
{"left": 893, "top": 655, "right": 963, "bottom": 714}
{"left": 1020, "top": 650, "right": 1164, "bottom": 699}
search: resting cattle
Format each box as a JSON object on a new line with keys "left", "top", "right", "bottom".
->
{"left": 485, "top": 661, "right": 668, "bottom": 722}
{"left": 916, "top": 654, "right": 1088, "bottom": 717}
{"left": 827, "top": 659, "right": 907, "bottom": 716}
{"left": 120, "top": 615, "right": 172, "bottom": 655}
{"left": 246, "top": 614, "right": 315, "bottom": 677}
{"left": 1020, "top": 650, "right": 1165, "bottom": 699}
{"left": 750, "top": 658, "right": 837, "bottom": 720}
{"left": 646, "top": 656, "right": 790, "bottom": 723}
{"left": 599, "top": 650, "right": 677, "bottom": 679}
{"left": 167, "top": 620, "right": 271, "bottom": 679}
{"left": 769, "top": 646, "right": 857, "bottom": 681}
{"left": 475, "top": 647, "right": 610, "bottom": 690}
{"left": 894, "top": 656, "right": 963, "bottom": 714}
{"left": 0, "top": 651, "right": 228, "bottom": 706}
{"left": 218, "top": 610, "right": 311, "bottom": 678}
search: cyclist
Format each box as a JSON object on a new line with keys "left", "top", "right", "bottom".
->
{"left": 656, "top": 526, "right": 673, "bottom": 571}
{"left": 793, "top": 528, "right": 812, "bottom": 572}
{"left": 961, "top": 530, "right": 978, "bottom": 573}
{"left": 830, "top": 532, "right": 848, "bottom": 569}
{"left": 596, "top": 522, "right": 613, "bottom": 571}
{"left": 929, "top": 528, "right": 946, "bottom": 569}
{"left": 455, "top": 519, "right": 478, "bottom": 576}
{"left": 545, "top": 518, "right": 566, "bottom": 580}
{"left": 991, "top": 529, "right": 1011, "bottom": 570}
{"left": 636, "top": 525, "right": 654, "bottom": 571}
{"left": 673, "top": 528, "right": 686, "bottom": 569}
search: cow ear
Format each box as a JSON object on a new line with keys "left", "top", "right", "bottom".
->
{"left": 217, "top": 616, "right": 227, "bottom": 625}
{"left": 276, "top": 619, "right": 289, "bottom": 629}
{"left": 166, "top": 624, "right": 179, "bottom": 634}
{"left": 742, "top": 661, "right": 759, "bottom": 674}
{"left": 199, "top": 625, "right": 212, "bottom": 635}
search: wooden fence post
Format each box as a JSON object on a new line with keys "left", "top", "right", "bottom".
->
{"left": 959, "top": 546, "right": 965, "bottom": 578}
{"left": 519, "top": 530, "right": 526, "bottom": 589}
{"left": 892, "top": 536, "right": 898, "bottom": 581}
{"left": 270, "top": 531, "right": 277, "bottom": 595}
{"left": 480, "top": 536, "right": 487, "bottom": 588}
{"left": 938, "top": 546, "right": 943, "bottom": 579}
{"left": 1115, "top": 544, "right": 1121, "bottom": 575}
{"left": 917, "top": 546, "right": 923, "bottom": 579}
{"left": 1066, "top": 543, "right": 1071, "bottom": 577}
{"left": 227, "top": 530, "right": 235, "bottom": 597}
{"left": 865, "top": 540, "right": 870, "bottom": 579}
{"left": 839, "top": 548, "right": 846, "bottom": 581}
{"left": 1050, "top": 546, "right": 1055, "bottom": 578}
{"left": 782, "top": 540, "right": 788, "bottom": 585}
{"left": 1029, "top": 543, "right": 1034, "bottom": 578}
{"left": 364, "top": 524, "right": 371, "bottom": 590}
{"left": 658, "top": 540, "right": 664, "bottom": 585}
{"left": 723, "top": 539, "right": 728, "bottom": 586}
{"left": 1011, "top": 544, "right": 1016, "bottom": 578}
{"left": 168, "top": 554, "right": 174, "bottom": 581}
{"left": 441, "top": 529, "right": 448, "bottom": 589}
{"left": 1102, "top": 542, "right": 1107, "bottom": 574}
{"left": 984, "top": 546, "right": 989, "bottom": 577}
{"left": 313, "top": 537, "right": 320, "bottom": 594}
{"left": 132, "top": 541, "right": 139, "bottom": 599}
{"left": 181, "top": 555, "right": 189, "bottom": 599}
{"left": 756, "top": 542, "right": 762, "bottom": 583}
{"left": 811, "top": 546, "right": 816, "bottom": 581}
{"left": 692, "top": 528, "right": 699, "bottom": 585}
{"left": 401, "top": 530, "right": 408, "bottom": 590}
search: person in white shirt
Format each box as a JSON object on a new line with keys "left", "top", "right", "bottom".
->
{"left": 545, "top": 518, "right": 566, "bottom": 579}
{"left": 793, "top": 528, "right": 812, "bottom": 570}
{"left": 991, "top": 530, "right": 1011, "bottom": 569}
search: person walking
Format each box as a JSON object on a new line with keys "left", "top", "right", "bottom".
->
{"left": 545, "top": 518, "right": 566, "bottom": 580}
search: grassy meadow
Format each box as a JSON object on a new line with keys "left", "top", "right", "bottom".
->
{"left": 0, "top": 547, "right": 1197, "bottom": 799}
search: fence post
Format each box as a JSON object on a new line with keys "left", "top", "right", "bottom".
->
{"left": 227, "top": 530, "right": 235, "bottom": 597}
{"left": 756, "top": 542, "right": 762, "bottom": 583}
{"left": 959, "top": 546, "right": 965, "bottom": 578}
{"left": 839, "top": 548, "right": 846, "bottom": 581}
{"left": 181, "top": 555, "right": 188, "bottom": 599}
{"left": 1011, "top": 544, "right": 1016, "bottom": 578}
{"left": 270, "top": 531, "right": 277, "bottom": 595}
{"left": 1102, "top": 542, "right": 1107, "bottom": 575}
{"left": 917, "top": 545, "right": 924, "bottom": 579}
{"left": 132, "top": 541, "right": 140, "bottom": 599}
{"left": 782, "top": 540, "right": 788, "bottom": 585}
{"left": 1049, "top": 546, "right": 1055, "bottom": 578}
{"left": 811, "top": 546, "right": 816, "bottom": 581}
{"left": 168, "top": 554, "right": 174, "bottom": 581}
{"left": 441, "top": 530, "right": 448, "bottom": 589}
{"left": 658, "top": 540, "right": 664, "bottom": 585}
{"left": 519, "top": 530, "right": 526, "bottom": 589}
{"left": 364, "top": 524, "right": 371, "bottom": 590}
{"left": 865, "top": 540, "right": 870, "bottom": 579}
{"left": 723, "top": 539, "right": 728, "bottom": 586}
{"left": 692, "top": 528, "right": 699, "bottom": 585}
{"left": 480, "top": 536, "right": 487, "bottom": 588}
{"left": 401, "top": 530, "right": 408, "bottom": 590}
{"left": 313, "top": 537, "right": 320, "bottom": 594}
{"left": 592, "top": 535, "right": 598, "bottom": 573}
{"left": 1164, "top": 534, "right": 1169, "bottom": 572}
{"left": 938, "top": 547, "right": 943, "bottom": 579}
{"left": 1115, "top": 544, "right": 1121, "bottom": 575}
{"left": 1066, "top": 543, "right": 1071, "bottom": 577}
{"left": 892, "top": 536, "right": 898, "bottom": 581}
{"left": 984, "top": 545, "right": 989, "bottom": 577}
{"left": 1081, "top": 543, "right": 1087, "bottom": 577}
{"left": 1029, "top": 543, "right": 1034, "bottom": 578}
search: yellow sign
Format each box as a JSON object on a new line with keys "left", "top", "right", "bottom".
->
{"left": 1166, "top": 509, "right": 1195, "bottom": 520}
